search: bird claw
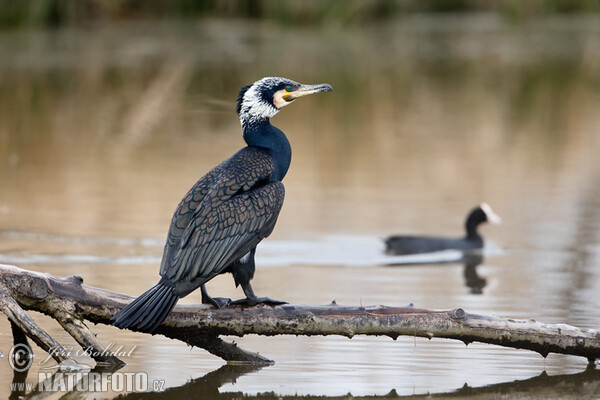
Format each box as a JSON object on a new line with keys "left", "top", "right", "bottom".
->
{"left": 204, "top": 296, "right": 231, "bottom": 309}
{"left": 230, "top": 296, "right": 287, "bottom": 306}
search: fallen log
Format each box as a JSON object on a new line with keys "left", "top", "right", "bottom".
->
{"left": 0, "top": 263, "right": 599, "bottom": 368}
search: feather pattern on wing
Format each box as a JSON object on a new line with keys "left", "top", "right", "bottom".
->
{"left": 158, "top": 147, "right": 285, "bottom": 295}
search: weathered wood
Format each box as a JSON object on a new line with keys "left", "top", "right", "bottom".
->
{"left": 55, "top": 314, "right": 126, "bottom": 367}
{"left": 0, "top": 283, "right": 68, "bottom": 364}
{"left": 0, "top": 264, "right": 273, "bottom": 364}
{"left": 0, "top": 263, "right": 599, "bottom": 367}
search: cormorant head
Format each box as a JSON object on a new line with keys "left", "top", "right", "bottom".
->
{"left": 236, "top": 77, "right": 333, "bottom": 127}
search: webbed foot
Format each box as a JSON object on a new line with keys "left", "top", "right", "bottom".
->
{"left": 205, "top": 296, "right": 231, "bottom": 308}
{"left": 234, "top": 274, "right": 286, "bottom": 306}
{"left": 230, "top": 296, "right": 287, "bottom": 306}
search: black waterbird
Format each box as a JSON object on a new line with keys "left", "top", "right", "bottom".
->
{"left": 385, "top": 203, "right": 501, "bottom": 255}
{"left": 112, "top": 77, "right": 333, "bottom": 332}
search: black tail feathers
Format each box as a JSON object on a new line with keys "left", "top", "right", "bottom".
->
{"left": 111, "top": 282, "right": 179, "bottom": 333}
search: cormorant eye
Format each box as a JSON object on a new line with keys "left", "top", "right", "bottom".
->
{"left": 285, "top": 85, "right": 292, "bottom": 92}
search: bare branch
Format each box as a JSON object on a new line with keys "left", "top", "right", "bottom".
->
{"left": 0, "top": 263, "right": 599, "bottom": 366}
{"left": 0, "top": 283, "right": 68, "bottom": 364}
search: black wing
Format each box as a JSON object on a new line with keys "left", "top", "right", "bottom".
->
{"left": 159, "top": 148, "right": 285, "bottom": 291}
{"left": 159, "top": 160, "right": 226, "bottom": 275}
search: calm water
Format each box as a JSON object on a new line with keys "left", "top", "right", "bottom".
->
{"left": 1, "top": 15, "right": 600, "bottom": 399}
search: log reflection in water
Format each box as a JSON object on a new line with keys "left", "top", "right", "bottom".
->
{"left": 115, "top": 364, "right": 600, "bottom": 400}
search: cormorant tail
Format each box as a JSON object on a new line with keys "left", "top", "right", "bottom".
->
{"left": 111, "top": 282, "right": 179, "bottom": 333}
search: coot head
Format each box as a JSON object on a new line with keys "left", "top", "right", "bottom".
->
{"left": 465, "top": 203, "right": 501, "bottom": 239}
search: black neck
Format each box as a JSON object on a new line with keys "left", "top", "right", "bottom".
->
{"left": 242, "top": 119, "right": 291, "bottom": 182}
{"left": 464, "top": 208, "right": 485, "bottom": 241}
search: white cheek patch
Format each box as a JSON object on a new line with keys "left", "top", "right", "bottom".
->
{"left": 240, "top": 85, "right": 279, "bottom": 123}
{"left": 273, "top": 89, "right": 293, "bottom": 109}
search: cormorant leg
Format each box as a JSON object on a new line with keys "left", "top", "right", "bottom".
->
{"left": 201, "top": 284, "right": 230, "bottom": 308}
{"left": 230, "top": 248, "right": 287, "bottom": 306}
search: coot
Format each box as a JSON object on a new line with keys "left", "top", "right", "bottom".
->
{"left": 385, "top": 203, "right": 501, "bottom": 255}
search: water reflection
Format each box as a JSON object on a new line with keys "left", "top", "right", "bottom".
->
{"left": 462, "top": 254, "right": 486, "bottom": 295}
{"left": 9, "top": 370, "right": 28, "bottom": 400}
{"left": 385, "top": 252, "right": 488, "bottom": 294}
{"left": 120, "top": 364, "right": 267, "bottom": 400}
{"left": 17, "top": 363, "right": 596, "bottom": 400}
{"left": 11, "top": 361, "right": 599, "bottom": 400}
{"left": 12, "top": 363, "right": 119, "bottom": 400}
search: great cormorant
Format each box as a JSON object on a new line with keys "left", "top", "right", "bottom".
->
{"left": 112, "top": 77, "right": 332, "bottom": 332}
{"left": 385, "top": 203, "right": 501, "bottom": 255}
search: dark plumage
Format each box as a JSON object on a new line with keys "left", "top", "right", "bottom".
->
{"left": 385, "top": 203, "right": 501, "bottom": 255}
{"left": 112, "top": 77, "right": 332, "bottom": 332}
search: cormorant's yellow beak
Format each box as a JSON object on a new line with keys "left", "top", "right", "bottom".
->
{"left": 283, "top": 83, "right": 333, "bottom": 102}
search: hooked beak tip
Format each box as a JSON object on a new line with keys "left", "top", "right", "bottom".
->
{"left": 288, "top": 83, "right": 333, "bottom": 99}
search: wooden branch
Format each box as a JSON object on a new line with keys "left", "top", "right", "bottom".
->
{"left": 55, "top": 313, "right": 126, "bottom": 367}
{"left": 0, "top": 263, "right": 599, "bottom": 367}
{"left": 0, "top": 283, "right": 68, "bottom": 364}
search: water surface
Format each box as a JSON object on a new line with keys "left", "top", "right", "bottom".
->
{"left": 1, "top": 15, "right": 600, "bottom": 399}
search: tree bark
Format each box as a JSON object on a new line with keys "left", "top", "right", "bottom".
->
{"left": 0, "top": 263, "right": 599, "bottom": 368}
